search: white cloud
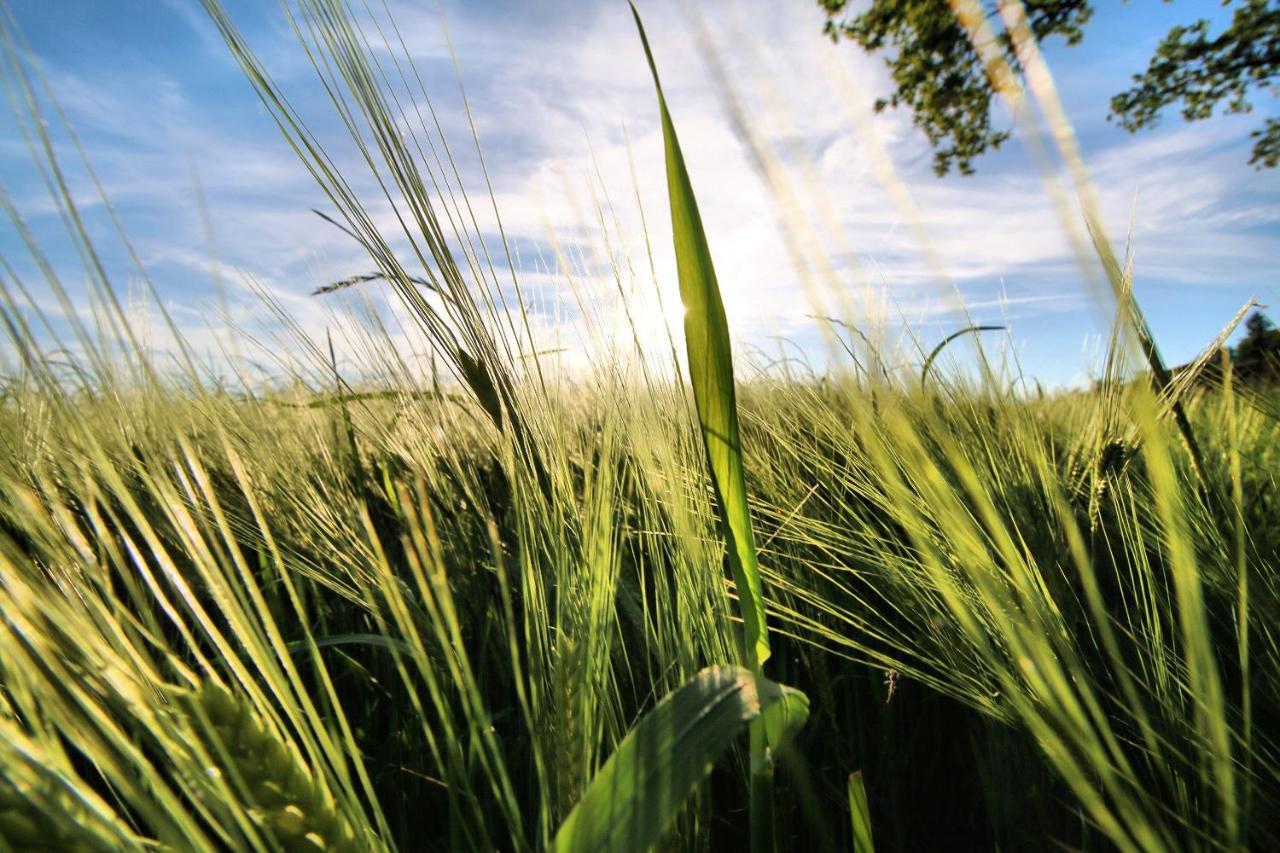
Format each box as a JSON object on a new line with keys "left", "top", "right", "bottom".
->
{"left": 3, "top": 0, "right": 1275, "bottom": 382}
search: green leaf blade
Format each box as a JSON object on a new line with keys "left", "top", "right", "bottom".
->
{"left": 760, "top": 681, "right": 810, "bottom": 750}
{"left": 550, "top": 666, "right": 761, "bottom": 853}
{"left": 631, "top": 1, "right": 770, "bottom": 670}
{"left": 920, "top": 325, "right": 1006, "bottom": 386}
{"left": 848, "top": 771, "right": 874, "bottom": 853}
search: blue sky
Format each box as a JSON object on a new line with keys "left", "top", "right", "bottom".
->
{"left": 1, "top": 0, "right": 1276, "bottom": 386}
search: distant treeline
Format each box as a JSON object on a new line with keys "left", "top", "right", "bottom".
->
{"left": 1174, "top": 310, "right": 1280, "bottom": 387}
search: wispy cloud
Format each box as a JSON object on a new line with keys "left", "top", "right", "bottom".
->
{"left": 1, "top": 0, "right": 1274, "bottom": 383}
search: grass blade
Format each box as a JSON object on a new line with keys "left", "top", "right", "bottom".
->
{"left": 760, "top": 680, "right": 810, "bottom": 750}
{"left": 630, "top": 1, "right": 769, "bottom": 670}
{"left": 921, "top": 325, "right": 1005, "bottom": 386}
{"left": 848, "top": 771, "right": 874, "bottom": 853}
{"left": 551, "top": 667, "right": 798, "bottom": 853}
{"left": 284, "top": 634, "right": 413, "bottom": 657}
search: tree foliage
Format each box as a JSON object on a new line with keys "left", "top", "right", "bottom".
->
{"left": 1232, "top": 310, "right": 1280, "bottom": 383}
{"left": 820, "top": 0, "right": 1092, "bottom": 175}
{"left": 1111, "top": 0, "right": 1280, "bottom": 168}
{"left": 821, "top": 0, "right": 1280, "bottom": 175}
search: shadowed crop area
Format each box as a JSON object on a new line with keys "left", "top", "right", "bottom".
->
{"left": 0, "top": 1, "right": 1277, "bottom": 850}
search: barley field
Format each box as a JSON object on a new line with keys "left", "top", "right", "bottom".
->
{"left": 0, "top": 1, "right": 1277, "bottom": 851}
